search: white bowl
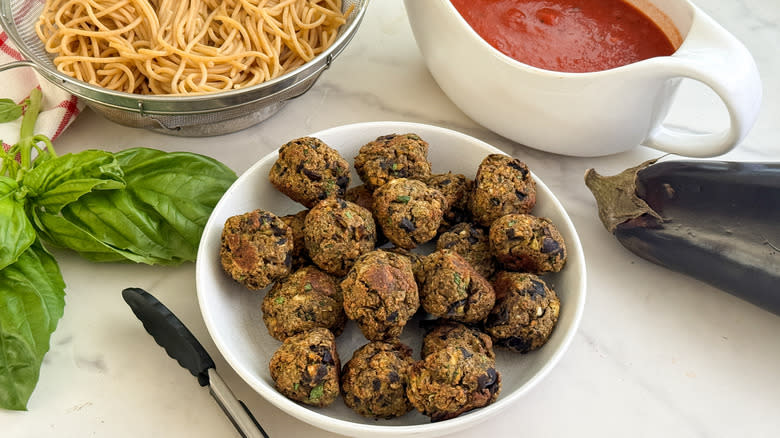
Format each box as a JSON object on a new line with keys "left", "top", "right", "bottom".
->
{"left": 195, "top": 121, "right": 586, "bottom": 437}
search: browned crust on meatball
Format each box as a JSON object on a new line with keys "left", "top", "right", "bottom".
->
{"left": 469, "top": 154, "right": 536, "bottom": 227}
{"left": 261, "top": 265, "right": 346, "bottom": 341}
{"left": 340, "top": 341, "right": 415, "bottom": 419}
{"left": 406, "top": 345, "right": 501, "bottom": 422}
{"left": 419, "top": 250, "right": 495, "bottom": 324}
{"left": 269, "top": 328, "right": 341, "bottom": 407}
{"left": 269, "top": 137, "right": 351, "bottom": 208}
{"left": 304, "top": 198, "right": 377, "bottom": 276}
{"left": 421, "top": 320, "right": 495, "bottom": 360}
{"left": 341, "top": 251, "right": 419, "bottom": 341}
{"left": 373, "top": 178, "right": 445, "bottom": 249}
{"left": 220, "top": 209, "right": 293, "bottom": 290}
{"left": 489, "top": 213, "right": 567, "bottom": 273}
{"left": 353, "top": 133, "right": 432, "bottom": 190}
{"left": 484, "top": 271, "right": 561, "bottom": 353}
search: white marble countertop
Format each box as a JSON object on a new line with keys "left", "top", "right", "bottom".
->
{"left": 3, "top": 1, "right": 780, "bottom": 437}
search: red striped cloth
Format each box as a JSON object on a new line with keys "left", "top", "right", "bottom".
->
{"left": 0, "top": 31, "right": 84, "bottom": 151}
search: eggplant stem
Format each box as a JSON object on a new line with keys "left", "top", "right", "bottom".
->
{"left": 584, "top": 158, "right": 664, "bottom": 233}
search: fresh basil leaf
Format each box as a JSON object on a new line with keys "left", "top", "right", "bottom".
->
{"left": 0, "top": 99, "right": 23, "bottom": 123}
{"left": 23, "top": 150, "right": 125, "bottom": 213}
{"left": 114, "top": 148, "right": 236, "bottom": 245}
{"left": 0, "top": 176, "right": 35, "bottom": 270}
{"left": 29, "top": 209, "right": 129, "bottom": 263}
{"left": 0, "top": 240, "right": 66, "bottom": 410}
{"left": 58, "top": 188, "right": 195, "bottom": 264}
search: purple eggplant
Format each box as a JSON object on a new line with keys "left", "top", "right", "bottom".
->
{"left": 585, "top": 159, "right": 780, "bottom": 316}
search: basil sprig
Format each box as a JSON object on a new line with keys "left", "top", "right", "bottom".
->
{"left": 0, "top": 89, "right": 237, "bottom": 409}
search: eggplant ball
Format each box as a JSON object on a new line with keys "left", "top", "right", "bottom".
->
{"left": 420, "top": 319, "right": 495, "bottom": 360}
{"left": 489, "top": 213, "right": 567, "bottom": 273}
{"left": 340, "top": 341, "right": 416, "bottom": 419}
{"left": 304, "top": 198, "right": 377, "bottom": 276}
{"left": 469, "top": 154, "right": 536, "bottom": 227}
{"left": 353, "top": 133, "right": 432, "bottom": 190}
{"left": 220, "top": 209, "right": 293, "bottom": 290}
{"left": 406, "top": 345, "right": 501, "bottom": 422}
{"left": 436, "top": 222, "right": 497, "bottom": 279}
{"left": 269, "top": 136, "right": 351, "bottom": 208}
{"left": 261, "top": 265, "right": 346, "bottom": 341}
{"left": 425, "top": 172, "right": 473, "bottom": 232}
{"left": 419, "top": 249, "right": 495, "bottom": 324}
{"left": 269, "top": 328, "right": 341, "bottom": 407}
{"left": 341, "top": 250, "right": 419, "bottom": 341}
{"left": 279, "top": 209, "right": 310, "bottom": 269}
{"left": 484, "top": 271, "right": 560, "bottom": 353}
{"left": 373, "top": 178, "right": 446, "bottom": 249}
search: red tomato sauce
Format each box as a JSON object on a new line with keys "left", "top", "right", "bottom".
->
{"left": 450, "top": 0, "right": 676, "bottom": 73}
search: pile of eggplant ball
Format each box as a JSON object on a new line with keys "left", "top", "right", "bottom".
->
{"left": 218, "top": 133, "right": 568, "bottom": 422}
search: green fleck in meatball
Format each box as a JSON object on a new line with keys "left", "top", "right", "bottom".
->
{"left": 489, "top": 213, "right": 567, "bottom": 273}
{"left": 269, "top": 328, "right": 341, "bottom": 407}
{"left": 341, "top": 341, "right": 415, "bottom": 419}
{"left": 437, "top": 222, "right": 496, "bottom": 279}
{"left": 341, "top": 251, "right": 419, "bottom": 341}
{"left": 420, "top": 319, "right": 495, "bottom": 360}
{"left": 426, "top": 172, "right": 473, "bottom": 232}
{"left": 269, "top": 137, "right": 351, "bottom": 208}
{"left": 304, "top": 198, "right": 377, "bottom": 276}
{"left": 484, "top": 271, "right": 560, "bottom": 353}
{"left": 373, "top": 178, "right": 445, "bottom": 249}
{"left": 220, "top": 209, "right": 293, "bottom": 290}
{"left": 406, "top": 345, "right": 501, "bottom": 422}
{"left": 261, "top": 265, "right": 346, "bottom": 341}
{"left": 279, "top": 209, "right": 310, "bottom": 269}
{"left": 419, "top": 250, "right": 495, "bottom": 324}
{"left": 469, "top": 154, "right": 536, "bottom": 227}
{"left": 353, "top": 133, "right": 432, "bottom": 190}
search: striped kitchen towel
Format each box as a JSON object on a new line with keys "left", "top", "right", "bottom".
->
{"left": 0, "top": 31, "right": 84, "bottom": 149}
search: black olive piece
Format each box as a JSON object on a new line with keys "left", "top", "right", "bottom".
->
{"left": 400, "top": 217, "right": 416, "bottom": 232}
{"left": 514, "top": 189, "right": 527, "bottom": 200}
{"left": 485, "top": 306, "right": 510, "bottom": 327}
{"left": 507, "top": 160, "right": 529, "bottom": 177}
{"left": 529, "top": 279, "right": 548, "bottom": 298}
{"left": 476, "top": 367, "right": 498, "bottom": 390}
{"left": 540, "top": 236, "right": 561, "bottom": 254}
{"left": 386, "top": 310, "right": 399, "bottom": 322}
{"left": 505, "top": 228, "right": 517, "bottom": 239}
{"left": 458, "top": 346, "right": 473, "bottom": 359}
{"left": 446, "top": 298, "right": 468, "bottom": 317}
{"left": 302, "top": 168, "right": 322, "bottom": 181}
{"left": 502, "top": 336, "right": 533, "bottom": 353}
{"left": 490, "top": 197, "right": 501, "bottom": 206}
{"left": 388, "top": 371, "right": 400, "bottom": 383}
{"left": 336, "top": 175, "right": 350, "bottom": 190}
{"left": 372, "top": 379, "right": 382, "bottom": 391}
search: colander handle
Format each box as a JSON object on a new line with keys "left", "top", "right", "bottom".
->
{"left": 0, "top": 60, "right": 39, "bottom": 73}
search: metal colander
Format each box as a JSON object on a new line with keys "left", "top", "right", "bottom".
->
{"left": 0, "top": 0, "right": 368, "bottom": 136}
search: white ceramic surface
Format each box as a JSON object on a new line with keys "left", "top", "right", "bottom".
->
{"left": 195, "top": 121, "right": 586, "bottom": 437}
{"left": 3, "top": 1, "right": 780, "bottom": 437}
{"left": 404, "top": 0, "right": 762, "bottom": 157}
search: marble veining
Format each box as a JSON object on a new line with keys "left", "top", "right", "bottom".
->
{"left": 2, "top": 1, "right": 780, "bottom": 437}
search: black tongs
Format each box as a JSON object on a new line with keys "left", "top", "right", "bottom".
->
{"left": 122, "top": 287, "right": 269, "bottom": 438}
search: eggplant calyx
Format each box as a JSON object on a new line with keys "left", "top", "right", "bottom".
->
{"left": 584, "top": 158, "right": 664, "bottom": 233}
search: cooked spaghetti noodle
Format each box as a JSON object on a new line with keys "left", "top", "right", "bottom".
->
{"left": 35, "top": 0, "right": 351, "bottom": 95}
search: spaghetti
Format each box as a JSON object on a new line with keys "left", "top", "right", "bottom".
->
{"left": 35, "top": 0, "right": 351, "bottom": 95}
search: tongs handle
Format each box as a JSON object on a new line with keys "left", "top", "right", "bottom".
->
{"left": 208, "top": 369, "right": 269, "bottom": 438}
